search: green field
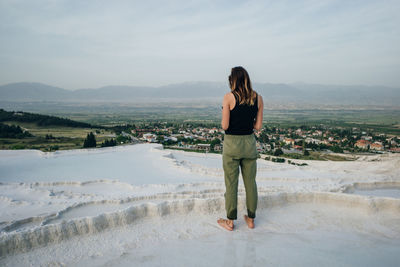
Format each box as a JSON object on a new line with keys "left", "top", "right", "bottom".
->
{"left": 276, "top": 151, "right": 357, "bottom": 161}
{"left": 0, "top": 121, "right": 115, "bottom": 151}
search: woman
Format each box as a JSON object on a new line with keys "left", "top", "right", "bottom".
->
{"left": 217, "top": 66, "right": 264, "bottom": 231}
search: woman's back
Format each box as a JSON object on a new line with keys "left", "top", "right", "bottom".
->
{"left": 225, "top": 92, "right": 258, "bottom": 135}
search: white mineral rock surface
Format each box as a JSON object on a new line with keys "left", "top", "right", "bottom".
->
{"left": 1, "top": 144, "right": 399, "bottom": 266}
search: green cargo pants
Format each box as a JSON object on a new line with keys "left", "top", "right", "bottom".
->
{"left": 222, "top": 133, "right": 258, "bottom": 220}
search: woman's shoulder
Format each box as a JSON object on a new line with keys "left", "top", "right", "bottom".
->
{"left": 253, "top": 90, "right": 262, "bottom": 99}
{"left": 224, "top": 92, "right": 236, "bottom": 101}
{"left": 224, "top": 91, "right": 234, "bottom": 97}
{"left": 223, "top": 92, "right": 236, "bottom": 110}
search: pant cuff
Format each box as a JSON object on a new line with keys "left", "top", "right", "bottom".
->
{"left": 247, "top": 209, "right": 256, "bottom": 219}
{"left": 227, "top": 208, "right": 237, "bottom": 220}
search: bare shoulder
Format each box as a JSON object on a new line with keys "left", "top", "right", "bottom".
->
{"left": 222, "top": 92, "right": 235, "bottom": 110}
{"left": 223, "top": 92, "right": 235, "bottom": 103}
{"left": 224, "top": 92, "right": 234, "bottom": 99}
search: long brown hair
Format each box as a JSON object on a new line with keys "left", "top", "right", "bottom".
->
{"left": 228, "top": 66, "right": 257, "bottom": 106}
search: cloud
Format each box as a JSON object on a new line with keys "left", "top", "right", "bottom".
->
{"left": 0, "top": 0, "right": 399, "bottom": 88}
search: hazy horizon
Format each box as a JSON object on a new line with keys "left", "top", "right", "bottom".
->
{"left": 1, "top": 80, "right": 400, "bottom": 92}
{"left": 1, "top": 1, "right": 400, "bottom": 89}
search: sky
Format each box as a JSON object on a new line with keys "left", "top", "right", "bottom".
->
{"left": 0, "top": 0, "right": 399, "bottom": 89}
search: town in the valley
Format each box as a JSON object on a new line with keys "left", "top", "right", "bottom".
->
{"left": 117, "top": 122, "right": 400, "bottom": 158}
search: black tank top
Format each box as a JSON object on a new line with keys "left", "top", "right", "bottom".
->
{"left": 225, "top": 92, "right": 258, "bottom": 135}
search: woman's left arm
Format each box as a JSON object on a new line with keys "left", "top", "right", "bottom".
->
{"left": 253, "top": 94, "right": 264, "bottom": 131}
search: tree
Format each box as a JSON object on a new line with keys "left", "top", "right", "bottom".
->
{"left": 116, "top": 135, "right": 131, "bottom": 144}
{"left": 330, "top": 145, "right": 343, "bottom": 153}
{"left": 258, "top": 132, "right": 269, "bottom": 143}
{"left": 83, "top": 132, "right": 96, "bottom": 148}
{"left": 0, "top": 122, "right": 33, "bottom": 138}
{"left": 156, "top": 135, "right": 164, "bottom": 143}
{"left": 302, "top": 140, "right": 309, "bottom": 156}
{"left": 210, "top": 138, "right": 221, "bottom": 151}
{"left": 101, "top": 138, "right": 117, "bottom": 147}
{"left": 270, "top": 143, "right": 274, "bottom": 150}
{"left": 274, "top": 148, "right": 283, "bottom": 156}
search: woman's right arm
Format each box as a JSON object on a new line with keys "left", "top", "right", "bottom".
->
{"left": 253, "top": 94, "right": 264, "bottom": 131}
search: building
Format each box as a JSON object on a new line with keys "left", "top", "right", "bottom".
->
{"left": 142, "top": 133, "right": 157, "bottom": 143}
{"left": 305, "top": 137, "right": 321, "bottom": 144}
{"left": 131, "top": 128, "right": 149, "bottom": 137}
{"left": 196, "top": 144, "right": 211, "bottom": 151}
{"left": 208, "top": 128, "right": 218, "bottom": 134}
{"left": 284, "top": 138, "right": 295, "bottom": 145}
{"left": 370, "top": 142, "right": 384, "bottom": 151}
{"left": 213, "top": 144, "right": 222, "bottom": 151}
{"left": 322, "top": 140, "right": 330, "bottom": 145}
{"left": 293, "top": 145, "right": 303, "bottom": 150}
{"left": 313, "top": 130, "right": 323, "bottom": 136}
{"left": 355, "top": 139, "right": 371, "bottom": 149}
{"left": 361, "top": 136, "right": 373, "bottom": 141}
{"left": 164, "top": 136, "right": 178, "bottom": 142}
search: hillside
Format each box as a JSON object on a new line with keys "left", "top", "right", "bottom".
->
{"left": 0, "top": 108, "right": 96, "bottom": 128}
{"left": 0, "top": 109, "right": 109, "bottom": 151}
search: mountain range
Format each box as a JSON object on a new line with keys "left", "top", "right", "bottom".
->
{"left": 0, "top": 82, "right": 399, "bottom": 106}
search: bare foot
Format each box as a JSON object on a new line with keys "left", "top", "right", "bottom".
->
{"left": 244, "top": 215, "right": 254, "bottom": 229}
{"left": 217, "top": 218, "right": 234, "bottom": 231}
